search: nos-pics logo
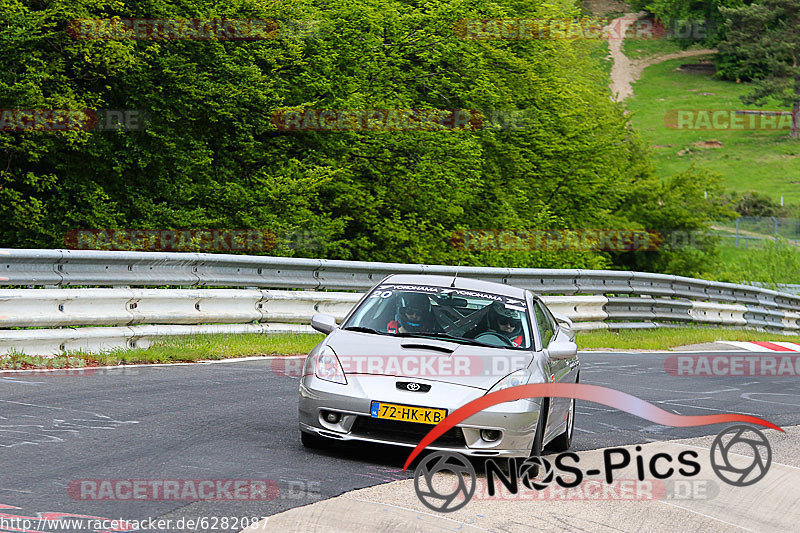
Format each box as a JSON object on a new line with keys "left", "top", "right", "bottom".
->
{"left": 413, "top": 425, "right": 772, "bottom": 513}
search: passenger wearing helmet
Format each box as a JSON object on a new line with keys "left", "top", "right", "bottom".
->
{"left": 386, "top": 292, "right": 437, "bottom": 334}
{"left": 488, "top": 301, "right": 524, "bottom": 347}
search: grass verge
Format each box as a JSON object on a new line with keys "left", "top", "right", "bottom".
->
{"left": 2, "top": 328, "right": 799, "bottom": 370}
{"left": 0, "top": 333, "right": 324, "bottom": 370}
{"left": 578, "top": 327, "right": 800, "bottom": 350}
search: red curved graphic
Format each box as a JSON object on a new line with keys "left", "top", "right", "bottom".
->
{"left": 402, "top": 383, "right": 783, "bottom": 471}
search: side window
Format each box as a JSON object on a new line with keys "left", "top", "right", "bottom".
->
{"left": 534, "top": 302, "right": 555, "bottom": 348}
{"left": 542, "top": 303, "right": 559, "bottom": 333}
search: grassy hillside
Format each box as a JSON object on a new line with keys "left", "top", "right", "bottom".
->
{"left": 627, "top": 56, "right": 800, "bottom": 203}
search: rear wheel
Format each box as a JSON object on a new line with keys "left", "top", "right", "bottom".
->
{"left": 300, "top": 431, "right": 327, "bottom": 449}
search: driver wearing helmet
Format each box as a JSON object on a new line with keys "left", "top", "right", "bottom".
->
{"left": 386, "top": 292, "right": 437, "bottom": 334}
{"left": 488, "top": 301, "right": 524, "bottom": 347}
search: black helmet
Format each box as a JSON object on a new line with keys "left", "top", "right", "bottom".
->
{"left": 488, "top": 301, "right": 522, "bottom": 336}
{"left": 396, "top": 292, "right": 432, "bottom": 332}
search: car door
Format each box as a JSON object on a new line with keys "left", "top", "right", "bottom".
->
{"left": 533, "top": 299, "right": 571, "bottom": 440}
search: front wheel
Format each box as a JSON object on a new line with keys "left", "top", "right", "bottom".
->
{"left": 529, "top": 398, "right": 549, "bottom": 457}
{"left": 546, "top": 398, "right": 575, "bottom": 452}
{"left": 546, "top": 375, "right": 578, "bottom": 453}
{"left": 524, "top": 398, "right": 549, "bottom": 478}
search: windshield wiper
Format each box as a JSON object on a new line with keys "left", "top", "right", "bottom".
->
{"left": 395, "top": 332, "right": 490, "bottom": 347}
{"left": 342, "top": 326, "right": 388, "bottom": 335}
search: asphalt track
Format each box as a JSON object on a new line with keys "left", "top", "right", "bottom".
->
{"left": 1, "top": 350, "right": 798, "bottom": 532}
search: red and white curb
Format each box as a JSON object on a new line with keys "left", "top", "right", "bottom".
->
{"left": 721, "top": 341, "right": 800, "bottom": 352}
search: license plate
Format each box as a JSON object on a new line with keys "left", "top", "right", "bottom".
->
{"left": 370, "top": 401, "right": 447, "bottom": 425}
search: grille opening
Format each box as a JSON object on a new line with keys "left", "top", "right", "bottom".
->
{"left": 351, "top": 416, "right": 465, "bottom": 447}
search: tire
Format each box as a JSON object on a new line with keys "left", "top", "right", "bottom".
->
{"left": 547, "top": 374, "right": 579, "bottom": 453}
{"left": 546, "top": 398, "right": 575, "bottom": 452}
{"left": 529, "top": 397, "right": 549, "bottom": 458}
{"left": 523, "top": 398, "right": 549, "bottom": 478}
{"left": 300, "top": 431, "right": 327, "bottom": 449}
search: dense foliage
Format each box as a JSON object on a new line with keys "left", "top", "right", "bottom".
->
{"left": 718, "top": 0, "right": 800, "bottom": 137}
{"left": 628, "top": 0, "right": 750, "bottom": 47}
{"left": 629, "top": 0, "right": 800, "bottom": 90}
{"left": 0, "top": 0, "right": 729, "bottom": 276}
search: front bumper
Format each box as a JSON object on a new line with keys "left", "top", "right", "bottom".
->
{"left": 298, "top": 374, "right": 540, "bottom": 458}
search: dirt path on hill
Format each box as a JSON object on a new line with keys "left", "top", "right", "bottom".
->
{"left": 607, "top": 13, "right": 716, "bottom": 101}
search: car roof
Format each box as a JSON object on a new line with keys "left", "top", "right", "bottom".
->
{"left": 381, "top": 274, "right": 528, "bottom": 300}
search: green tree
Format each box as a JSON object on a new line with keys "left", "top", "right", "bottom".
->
{"left": 0, "top": 0, "right": 728, "bottom": 273}
{"left": 613, "top": 167, "right": 736, "bottom": 277}
{"left": 718, "top": 0, "right": 800, "bottom": 138}
{"left": 629, "top": 0, "right": 750, "bottom": 46}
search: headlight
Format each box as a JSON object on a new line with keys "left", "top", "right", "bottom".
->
{"left": 306, "top": 345, "right": 347, "bottom": 385}
{"left": 488, "top": 368, "right": 531, "bottom": 393}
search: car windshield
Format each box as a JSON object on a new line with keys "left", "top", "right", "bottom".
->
{"left": 343, "top": 283, "right": 532, "bottom": 349}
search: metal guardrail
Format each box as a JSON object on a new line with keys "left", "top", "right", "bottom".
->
{"left": 0, "top": 289, "right": 359, "bottom": 328}
{"left": 747, "top": 282, "right": 800, "bottom": 296}
{"left": 4, "top": 248, "right": 800, "bottom": 301}
{"left": 0, "top": 249, "right": 798, "bottom": 356}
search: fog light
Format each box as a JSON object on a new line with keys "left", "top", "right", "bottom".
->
{"left": 481, "top": 429, "right": 501, "bottom": 442}
{"left": 323, "top": 411, "right": 341, "bottom": 424}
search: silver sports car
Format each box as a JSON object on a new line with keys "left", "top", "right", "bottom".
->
{"left": 298, "top": 274, "right": 580, "bottom": 458}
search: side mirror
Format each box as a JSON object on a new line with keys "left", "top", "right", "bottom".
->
{"left": 551, "top": 311, "right": 573, "bottom": 328}
{"left": 551, "top": 312, "right": 575, "bottom": 341}
{"left": 311, "top": 313, "right": 338, "bottom": 334}
{"left": 546, "top": 340, "right": 578, "bottom": 360}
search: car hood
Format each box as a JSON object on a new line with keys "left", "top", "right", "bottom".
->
{"left": 322, "top": 329, "right": 536, "bottom": 391}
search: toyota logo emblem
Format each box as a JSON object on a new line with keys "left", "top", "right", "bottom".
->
{"left": 406, "top": 383, "right": 421, "bottom": 391}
